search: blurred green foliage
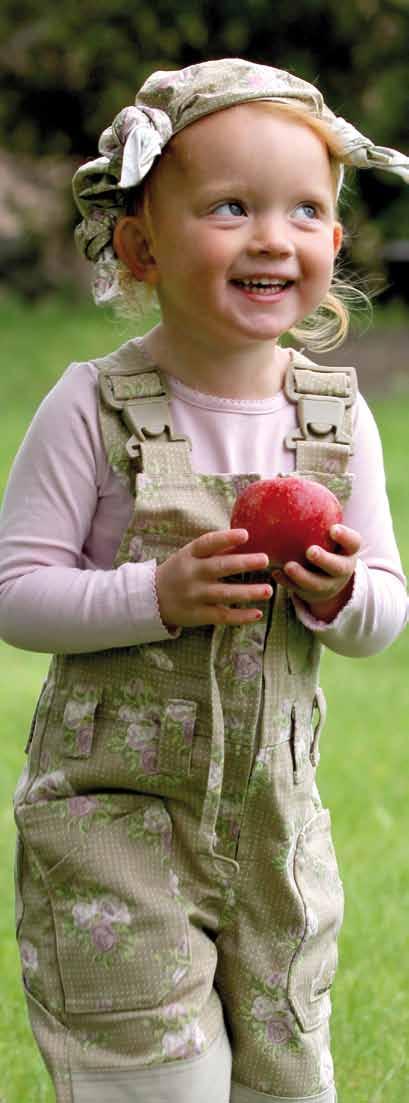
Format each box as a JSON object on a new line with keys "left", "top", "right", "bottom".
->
{"left": 1, "top": 0, "right": 408, "bottom": 157}
{"left": 1, "top": 0, "right": 407, "bottom": 156}
{"left": 0, "top": 0, "right": 408, "bottom": 277}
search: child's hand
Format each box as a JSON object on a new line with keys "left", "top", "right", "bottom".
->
{"left": 156, "top": 529, "right": 273, "bottom": 629}
{"left": 271, "top": 524, "right": 361, "bottom": 623}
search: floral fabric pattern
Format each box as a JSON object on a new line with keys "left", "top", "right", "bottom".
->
{"left": 63, "top": 684, "right": 99, "bottom": 757}
{"left": 14, "top": 347, "right": 347, "bottom": 1100}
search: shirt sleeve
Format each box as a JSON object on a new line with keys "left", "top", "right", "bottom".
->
{"left": 0, "top": 363, "right": 174, "bottom": 653}
{"left": 293, "top": 392, "right": 408, "bottom": 656}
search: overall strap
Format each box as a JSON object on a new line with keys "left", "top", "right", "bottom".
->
{"left": 284, "top": 350, "right": 358, "bottom": 505}
{"left": 98, "top": 340, "right": 192, "bottom": 482}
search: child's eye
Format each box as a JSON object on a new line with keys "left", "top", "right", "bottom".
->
{"left": 212, "top": 201, "right": 246, "bottom": 218}
{"left": 294, "top": 203, "right": 319, "bottom": 220}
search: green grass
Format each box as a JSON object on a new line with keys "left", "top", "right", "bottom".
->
{"left": 1, "top": 295, "right": 408, "bottom": 1101}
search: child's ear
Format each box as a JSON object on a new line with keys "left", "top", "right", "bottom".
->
{"left": 113, "top": 216, "right": 158, "bottom": 283}
{"left": 333, "top": 221, "right": 343, "bottom": 257}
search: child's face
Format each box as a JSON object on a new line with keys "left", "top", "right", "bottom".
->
{"left": 143, "top": 104, "right": 343, "bottom": 348}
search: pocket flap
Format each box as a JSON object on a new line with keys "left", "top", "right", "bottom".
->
{"left": 63, "top": 685, "right": 100, "bottom": 758}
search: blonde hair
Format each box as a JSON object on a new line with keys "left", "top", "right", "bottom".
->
{"left": 114, "top": 101, "right": 369, "bottom": 350}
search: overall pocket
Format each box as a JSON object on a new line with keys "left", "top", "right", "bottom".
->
{"left": 287, "top": 808, "right": 344, "bottom": 1032}
{"left": 16, "top": 793, "right": 191, "bottom": 1015}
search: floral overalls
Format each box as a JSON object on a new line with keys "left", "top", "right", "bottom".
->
{"left": 14, "top": 339, "right": 357, "bottom": 1103}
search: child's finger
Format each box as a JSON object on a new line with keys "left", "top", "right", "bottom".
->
{"left": 330, "top": 524, "right": 361, "bottom": 554}
{"left": 206, "top": 581, "right": 273, "bottom": 605}
{"left": 190, "top": 529, "right": 269, "bottom": 574}
{"left": 304, "top": 546, "right": 356, "bottom": 577}
{"left": 206, "top": 552, "right": 270, "bottom": 578}
{"left": 281, "top": 561, "right": 330, "bottom": 591}
{"left": 191, "top": 528, "right": 250, "bottom": 558}
{"left": 211, "top": 605, "right": 266, "bottom": 625}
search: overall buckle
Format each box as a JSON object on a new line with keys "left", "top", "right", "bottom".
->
{"left": 99, "top": 371, "right": 190, "bottom": 458}
{"left": 285, "top": 364, "right": 357, "bottom": 450}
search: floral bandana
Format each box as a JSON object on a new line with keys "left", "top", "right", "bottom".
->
{"left": 72, "top": 57, "right": 409, "bottom": 304}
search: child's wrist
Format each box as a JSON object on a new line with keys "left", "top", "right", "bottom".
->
{"left": 305, "top": 575, "right": 355, "bottom": 623}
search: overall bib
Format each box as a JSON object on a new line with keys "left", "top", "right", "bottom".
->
{"left": 14, "top": 341, "right": 356, "bottom": 1103}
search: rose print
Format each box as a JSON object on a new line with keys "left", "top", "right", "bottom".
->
{"left": 267, "top": 970, "right": 287, "bottom": 990}
{"left": 245, "top": 622, "right": 265, "bottom": 647}
{"left": 126, "top": 723, "right": 153, "bottom": 749}
{"left": 147, "top": 648, "right": 174, "bottom": 671}
{"left": 108, "top": 704, "right": 161, "bottom": 773}
{"left": 190, "top": 1022, "right": 206, "bottom": 1054}
{"left": 124, "top": 679, "right": 145, "bottom": 699}
{"left": 233, "top": 651, "right": 262, "bottom": 680}
{"left": 266, "top": 1017, "right": 293, "bottom": 1045}
{"left": 143, "top": 805, "right": 170, "bottom": 834}
{"left": 68, "top": 795, "right": 99, "bottom": 818}
{"left": 126, "top": 720, "right": 159, "bottom": 750}
{"left": 161, "top": 1026, "right": 190, "bottom": 1058}
{"left": 67, "top": 891, "right": 138, "bottom": 964}
{"left": 91, "top": 923, "right": 117, "bottom": 953}
{"left": 89, "top": 206, "right": 109, "bottom": 224}
{"left": 73, "top": 896, "right": 131, "bottom": 932}
{"left": 75, "top": 726, "right": 93, "bottom": 755}
{"left": 20, "top": 939, "right": 38, "bottom": 974}
{"left": 63, "top": 696, "right": 96, "bottom": 729}
{"left": 252, "top": 995, "right": 278, "bottom": 1021}
{"left": 161, "top": 1021, "right": 206, "bottom": 1059}
{"left": 72, "top": 901, "right": 99, "bottom": 930}
{"left": 27, "top": 770, "right": 73, "bottom": 804}
{"left": 166, "top": 701, "right": 195, "bottom": 745}
{"left": 118, "top": 706, "right": 140, "bottom": 723}
{"left": 63, "top": 690, "right": 98, "bottom": 755}
{"left": 141, "top": 748, "right": 159, "bottom": 774}
{"left": 119, "top": 701, "right": 160, "bottom": 727}
{"left": 99, "top": 898, "right": 131, "bottom": 925}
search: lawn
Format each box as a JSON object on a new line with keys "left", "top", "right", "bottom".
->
{"left": 0, "top": 295, "right": 408, "bottom": 1102}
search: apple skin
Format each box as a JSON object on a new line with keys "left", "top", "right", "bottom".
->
{"left": 230, "top": 475, "right": 343, "bottom": 568}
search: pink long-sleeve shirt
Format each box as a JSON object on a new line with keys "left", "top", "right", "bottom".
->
{"left": 0, "top": 340, "right": 407, "bottom": 656}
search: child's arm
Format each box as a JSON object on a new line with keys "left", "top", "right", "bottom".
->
{"left": 0, "top": 363, "right": 271, "bottom": 653}
{"left": 0, "top": 363, "right": 174, "bottom": 653}
{"left": 272, "top": 394, "right": 407, "bottom": 657}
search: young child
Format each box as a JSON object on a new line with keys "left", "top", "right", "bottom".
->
{"left": 1, "top": 58, "right": 408, "bottom": 1103}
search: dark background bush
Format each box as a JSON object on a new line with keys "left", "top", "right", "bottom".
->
{"left": 0, "top": 0, "right": 408, "bottom": 298}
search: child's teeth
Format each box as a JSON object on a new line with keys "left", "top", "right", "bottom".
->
{"left": 239, "top": 279, "right": 287, "bottom": 288}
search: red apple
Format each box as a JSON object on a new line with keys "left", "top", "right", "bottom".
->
{"left": 230, "top": 475, "right": 343, "bottom": 567}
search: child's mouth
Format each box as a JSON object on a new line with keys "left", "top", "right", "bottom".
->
{"left": 231, "top": 278, "right": 293, "bottom": 297}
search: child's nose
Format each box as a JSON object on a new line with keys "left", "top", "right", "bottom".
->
{"left": 249, "top": 214, "right": 295, "bottom": 257}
